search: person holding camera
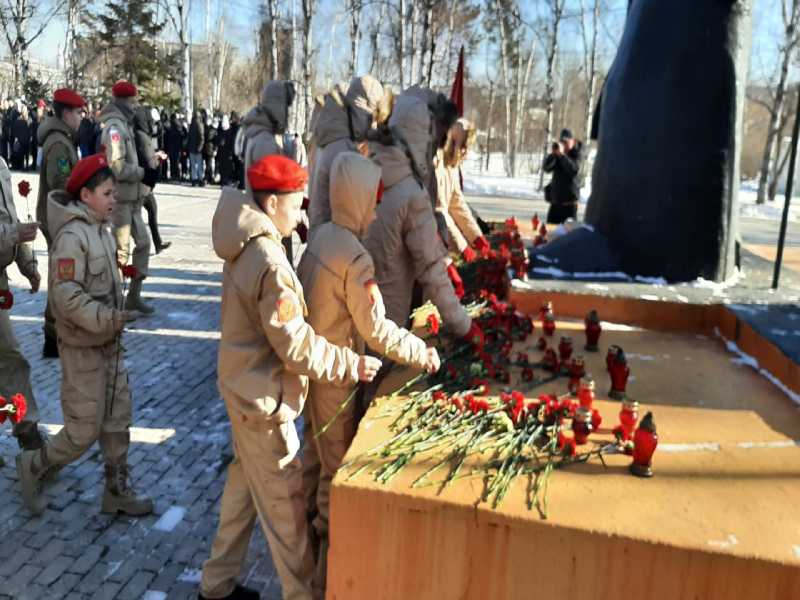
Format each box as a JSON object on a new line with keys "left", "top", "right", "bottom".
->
{"left": 543, "top": 128, "right": 585, "bottom": 224}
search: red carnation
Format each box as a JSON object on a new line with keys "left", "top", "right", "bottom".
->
{"left": 18, "top": 180, "right": 31, "bottom": 198}
{"left": 452, "top": 397, "right": 464, "bottom": 411}
{"left": 9, "top": 394, "right": 27, "bottom": 424}
{"left": 612, "top": 425, "right": 630, "bottom": 442}
{"left": 562, "top": 438, "right": 577, "bottom": 457}
{"left": 0, "top": 397, "right": 6, "bottom": 424}
{"left": 591, "top": 409, "right": 602, "bottom": 430}
{"left": 0, "top": 289, "right": 13, "bottom": 310}
{"left": 118, "top": 262, "right": 137, "bottom": 279}
{"left": 426, "top": 314, "right": 440, "bottom": 334}
{"left": 433, "top": 391, "right": 445, "bottom": 402}
{"left": 521, "top": 367, "right": 534, "bottom": 382}
{"left": 470, "top": 378, "right": 489, "bottom": 396}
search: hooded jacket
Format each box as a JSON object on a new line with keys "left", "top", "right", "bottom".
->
{"left": 97, "top": 101, "right": 143, "bottom": 203}
{"left": 242, "top": 81, "right": 291, "bottom": 189}
{"left": 0, "top": 157, "right": 37, "bottom": 290}
{"left": 307, "top": 77, "right": 386, "bottom": 233}
{"left": 297, "top": 152, "right": 427, "bottom": 369}
{"left": 47, "top": 189, "right": 121, "bottom": 346}
{"left": 132, "top": 107, "right": 160, "bottom": 198}
{"left": 363, "top": 97, "right": 471, "bottom": 338}
{"left": 36, "top": 116, "right": 79, "bottom": 237}
{"left": 212, "top": 187, "right": 360, "bottom": 423}
{"left": 434, "top": 149, "right": 482, "bottom": 254}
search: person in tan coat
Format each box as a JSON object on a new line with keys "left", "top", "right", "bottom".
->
{"left": 361, "top": 95, "right": 483, "bottom": 408}
{"left": 297, "top": 151, "right": 441, "bottom": 593}
{"left": 306, "top": 76, "right": 391, "bottom": 234}
{"left": 199, "top": 155, "right": 381, "bottom": 600}
{"left": 97, "top": 81, "right": 153, "bottom": 314}
{"left": 0, "top": 156, "right": 46, "bottom": 459}
{"left": 435, "top": 118, "right": 490, "bottom": 261}
{"left": 16, "top": 155, "right": 152, "bottom": 518}
{"left": 242, "top": 80, "right": 297, "bottom": 264}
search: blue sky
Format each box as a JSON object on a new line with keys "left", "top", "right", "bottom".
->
{"left": 28, "top": 0, "right": 786, "bottom": 85}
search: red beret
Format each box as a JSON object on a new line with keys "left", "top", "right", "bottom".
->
{"left": 111, "top": 80, "right": 137, "bottom": 97}
{"left": 247, "top": 155, "right": 307, "bottom": 192}
{"left": 66, "top": 155, "right": 110, "bottom": 196}
{"left": 53, "top": 89, "right": 85, "bottom": 108}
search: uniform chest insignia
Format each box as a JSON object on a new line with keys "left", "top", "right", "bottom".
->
{"left": 110, "top": 130, "right": 120, "bottom": 144}
{"left": 58, "top": 259, "right": 75, "bottom": 280}
{"left": 277, "top": 295, "right": 299, "bottom": 324}
{"left": 57, "top": 157, "right": 70, "bottom": 175}
{"left": 364, "top": 278, "right": 382, "bottom": 305}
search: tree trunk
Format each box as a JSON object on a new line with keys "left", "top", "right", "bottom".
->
{"left": 581, "top": 0, "right": 600, "bottom": 151}
{"left": 269, "top": 0, "right": 279, "bottom": 79}
{"left": 769, "top": 91, "right": 795, "bottom": 201}
{"left": 177, "top": 0, "right": 192, "bottom": 113}
{"left": 494, "top": 0, "right": 513, "bottom": 177}
{"left": 302, "top": 0, "right": 316, "bottom": 134}
{"left": 349, "top": 0, "right": 363, "bottom": 78}
{"left": 399, "top": 0, "right": 407, "bottom": 87}
{"left": 443, "top": 0, "right": 457, "bottom": 85}
{"left": 410, "top": 0, "right": 420, "bottom": 85}
{"left": 370, "top": 0, "right": 386, "bottom": 74}
{"left": 539, "top": 0, "right": 565, "bottom": 191}
{"left": 513, "top": 30, "right": 538, "bottom": 177}
{"left": 757, "top": 0, "right": 799, "bottom": 204}
{"left": 485, "top": 78, "right": 495, "bottom": 172}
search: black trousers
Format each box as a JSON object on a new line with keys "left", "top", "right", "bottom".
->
{"left": 143, "top": 194, "right": 163, "bottom": 248}
{"left": 546, "top": 203, "right": 578, "bottom": 225}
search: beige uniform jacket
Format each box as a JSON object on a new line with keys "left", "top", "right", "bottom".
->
{"left": 36, "top": 117, "right": 79, "bottom": 239}
{"left": 298, "top": 152, "right": 427, "bottom": 370}
{"left": 0, "top": 158, "right": 37, "bottom": 289}
{"left": 97, "top": 103, "right": 144, "bottom": 203}
{"left": 363, "top": 96, "right": 471, "bottom": 337}
{"left": 307, "top": 77, "right": 385, "bottom": 234}
{"left": 212, "top": 188, "right": 361, "bottom": 423}
{"left": 434, "top": 150, "right": 482, "bottom": 255}
{"left": 47, "top": 190, "right": 121, "bottom": 346}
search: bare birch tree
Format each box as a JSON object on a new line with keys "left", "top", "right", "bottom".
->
{"left": 301, "top": 0, "right": 316, "bottom": 133}
{"left": 161, "top": 0, "right": 192, "bottom": 113}
{"left": 580, "top": 0, "right": 600, "bottom": 151}
{"left": 538, "top": 0, "right": 565, "bottom": 190}
{"left": 0, "top": 0, "right": 66, "bottom": 95}
{"left": 348, "top": 0, "right": 363, "bottom": 78}
{"left": 755, "top": 0, "right": 800, "bottom": 204}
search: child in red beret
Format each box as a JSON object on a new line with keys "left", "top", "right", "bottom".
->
{"left": 198, "top": 154, "right": 382, "bottom": 600}
{"left": 16, "top": 155, "right": 153, "bottom": 518}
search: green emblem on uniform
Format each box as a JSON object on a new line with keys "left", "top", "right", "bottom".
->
{"left": 57, "top": 157, "right": 70, "bottom": 175}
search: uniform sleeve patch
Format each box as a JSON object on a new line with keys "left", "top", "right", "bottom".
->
{"left": 110, "top": 130, "right": 120, "bottom": 144}
{"left": 364, "top": 278, "right": 382, "bottom": 305}
{"left": 277, "top": 295, "right": 300, "bottom": 324}
{"left": 57, "top": 157, "right": 70, "bottom": 175}
{"left": 58, "top": 259, "right": 75, "bottom": 280}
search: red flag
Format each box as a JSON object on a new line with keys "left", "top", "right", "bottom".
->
{"left": 450, "top": 46, "right": 465, "bottom": 118}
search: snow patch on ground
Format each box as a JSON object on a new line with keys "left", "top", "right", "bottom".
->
{"left": 659, "top": 443, "right": 721, "bottom": 452}
{"left": 153, "top": 506, "right": 186, "bottom": 532}
{"left": 142, "top": 592, "right": 168, "bottom": 600}
{"left": 178, "top": 568, "right": 203, "bottom": 583}
{"left": 708, "top": 534, "right": 740, "bottom": 549}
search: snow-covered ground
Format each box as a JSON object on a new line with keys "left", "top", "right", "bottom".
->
{"left": 461, "top": 153, "right": 799, "bottom": 223}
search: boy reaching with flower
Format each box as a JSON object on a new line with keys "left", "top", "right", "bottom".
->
{"left": 198, "top": 154, "right": 382, "bottom": 600}
{"left": 16, "top": 155, "right": 150, "bottom": 517}
{"left": 296, "top": 151, "right": 441, "bottom": 595}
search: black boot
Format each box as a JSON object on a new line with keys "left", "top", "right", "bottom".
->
{"left": 155, "top": 241, "right": 172, "bottom": 254}
{"left": 42, "top": 333, "right": 59, "bottom": 358}
{"left": 198, "top": 584, "right": 260, "bottom": 600}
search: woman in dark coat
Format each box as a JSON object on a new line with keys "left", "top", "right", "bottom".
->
{"left": 133, "top": 107, "right": 171, "bottom": 253}
{"left": 11, "top": 104, "right": 31, "bottom": 170}
{"left": 216, "top": 114, "right": 235, "bottom": 186}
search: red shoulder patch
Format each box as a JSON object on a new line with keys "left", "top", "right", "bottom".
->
{"left": 58, "top": 259, "right": 75, "bottom": 281}
{"left": 277, "top": 295, "right": 299, "bottom": 324}
{"left": 364, "top": 278, "right": 382, "bottom": 305}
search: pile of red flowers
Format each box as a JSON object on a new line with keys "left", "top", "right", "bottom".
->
{"left": 0, "top": 394, "right": 27, "bottom": 425}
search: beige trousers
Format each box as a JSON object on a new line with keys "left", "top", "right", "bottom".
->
{"left": 45, "top": 339, "right": 132, "bottom": 468}
{"left": 301, "top": 381, "right": 357, "bottom": 592}
{"left": 0, "top": 309, "right": 40, "bottom": 438}
{"left": 112, "top": 202, "right": 150, "bottom": 284}
{"left": 200, "top": 411, "right": 315, "bottom": 600}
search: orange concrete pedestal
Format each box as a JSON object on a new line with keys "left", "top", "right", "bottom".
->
{"left": 327, "top": 303, "right": 800, "bottom": 599}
